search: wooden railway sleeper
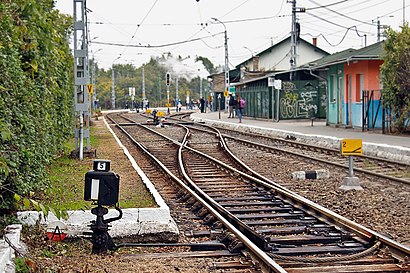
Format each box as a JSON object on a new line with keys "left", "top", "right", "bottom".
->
{"left": 228, "top": 239, "right": 245, "bottom": 253}
{"left": 179, "top": 192, "right": 191, "bottom": 202}
{"left": 191, "top": 202, "right": 203, "bottom": 212}
{"left": 186, "top": 196, "right": 197, "bottom": 206}
{"left": 203, "top": 214, "right": 216, "bottom": 225}
{"left": 398, "top": 256, "right": 410, "bottom": 270}
{"left": 197, "top": 207, "right": 210, "bottom": 218}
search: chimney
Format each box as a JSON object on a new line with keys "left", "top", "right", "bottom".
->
{"left": 312, "top": 37, "right": 317, "bottom": 47}
{"left": 252, "top": 56, "right": 259, "bottom": 71}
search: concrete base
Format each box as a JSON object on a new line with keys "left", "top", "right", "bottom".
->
{"left": 17, "top": 208, "right": 178, "bottom": 241}
{"left": 339, "top": 176, "right": 363, "bottom": 191}
{"left": 17, "top": 116, "right": 179, "bottom": 243}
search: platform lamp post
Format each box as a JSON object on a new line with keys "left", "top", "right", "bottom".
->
{"left": 212, "top": 17, "right": 230, "bottom": 113}
{"left": 111, "top": 56, "right": 121, "bottom": 109}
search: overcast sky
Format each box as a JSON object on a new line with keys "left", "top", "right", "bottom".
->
{"left": 55, "top": 0, "right": 408, "bottom": 75}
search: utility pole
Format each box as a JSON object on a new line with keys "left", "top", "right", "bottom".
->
{"left": 73, "top": 0, "right": 90, "bottom": 160}
{"left": 176, "top": 76, "right": 179, "bottom": 107}
{"left": 212, "top": 18, "right": 229, "bottom": 111}
{"left": 111, "top": 56, "right": 120, "bottom": 109}
{"left": 142, "top": 64, "right": 146, "bottom": 101}
{"left": 290, "top": 0, "right": 297, "bottom": 81}
{"left": 288, "top": 0, "right": 305, "bottom": 81}
{"left": 199, "top": 76, "right": 203, "bottom": 99}
{"left": 377, "top": 17, "right": 381, "bottom": 42}
{"left": 111, "top": 67, "right": 115, "bottom": 109}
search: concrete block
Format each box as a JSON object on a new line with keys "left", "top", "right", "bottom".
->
{"left": 292, "top": 169, "right": 330, "bottom": 180}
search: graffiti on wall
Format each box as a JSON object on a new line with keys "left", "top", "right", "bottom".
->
{"left": 280, "top": 90, "right": 318, "bottom": 119}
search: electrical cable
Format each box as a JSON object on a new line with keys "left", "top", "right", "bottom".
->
{"left": 306, "top": 0, "right": 350, "bottom": 10}
{"left": 220, "top": 0, "right": 251, "bottom": 19}
{"left": 93, "top": 32, "right": 224, "bottom": 48}
{"left": 307, "top": 0, "right": 373, "bottom": 26}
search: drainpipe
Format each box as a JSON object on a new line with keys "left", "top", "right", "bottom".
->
{"left": 309, "top": 68, "right": 329, "bottom": 126}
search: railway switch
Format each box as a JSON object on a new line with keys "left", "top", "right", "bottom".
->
{"left": 84, "top": 160, "right": 122, "bottom": 254}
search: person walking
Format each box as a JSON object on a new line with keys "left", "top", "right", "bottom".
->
{"left": 228, "top": 93, "right": 236, "bottom": 118}
{"left": 236, "top": 95, "right": 246, "bottom": 123}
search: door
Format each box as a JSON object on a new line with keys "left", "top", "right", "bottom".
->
{"left": 346, "top": 75, "right": 352, "bottom": 126}
{"left": 338, "top": 76, "right": 343, "bottom": 124}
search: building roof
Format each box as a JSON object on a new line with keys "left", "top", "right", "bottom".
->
{"left": 235, "top": 36, "right": 330, "bottom": 69}
{"left": 306, "top": 41, "right": 385, "bottom": 69}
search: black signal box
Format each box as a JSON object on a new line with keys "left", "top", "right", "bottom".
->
{"left": 84, "top": 171, "right": 120, "bottom": 206}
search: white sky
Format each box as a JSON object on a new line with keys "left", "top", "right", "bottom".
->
{"left": 55, "top": 0, "right": 409, "bottom": 75}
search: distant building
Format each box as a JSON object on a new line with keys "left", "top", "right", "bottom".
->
{"left": 307, "top": 41, "right": 385, "bottom": 129}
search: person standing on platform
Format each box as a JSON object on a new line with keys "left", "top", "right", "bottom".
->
{"left": 236, "top": 95, "right": 246, "bottom": 123}
{"left": 200, "top": 97, "right": 205, "bottom": 113}
{"left": 228, "top": 93, "right": 236, "bottom": 118}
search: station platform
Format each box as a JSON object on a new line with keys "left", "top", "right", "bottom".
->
{"left": 189, "top": 110, "right": 410, "bottom": 164}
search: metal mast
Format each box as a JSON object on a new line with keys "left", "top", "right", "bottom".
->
{"left": 290, "top": 0, "right": 297, "bottom": 81}
{"left": 142, "top": 64, "right": 146, "bottom": 100}
{"left": 73, "top": 0, "right": 90, "bottom": 160}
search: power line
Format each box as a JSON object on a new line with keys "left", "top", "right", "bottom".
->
{"left": 220, "top": 0, "right": 251, "bottom": 19}
{"left": 307, "top": 0, "right": 373, "bottom": 26}
{"left": 304, "top": 25, "right": 366, "bottom": 47}
{"left": 306, "top": 0, "right": 350, "bottom": 10}
{"left": 93, "top": 32, "right": 224, "bottom": 48}
{"left": 130, "top": 0, "right": 159, "bottom": 39}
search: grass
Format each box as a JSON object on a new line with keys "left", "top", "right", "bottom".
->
{"left": 40, "top": 123, "right": 156, "bottom": 212}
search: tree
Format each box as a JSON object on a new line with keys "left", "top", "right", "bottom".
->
{"left": 381, "top": 23, "right": 410, "bottom": 132}
{"left": 196, "top": 56, "right": 218, "bottom": 74}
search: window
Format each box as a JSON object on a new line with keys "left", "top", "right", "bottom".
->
{"left": 355, "top": 74, "right": 364, "bottom": 102}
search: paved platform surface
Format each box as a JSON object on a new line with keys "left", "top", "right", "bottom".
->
{"left": 190, "top": 110, "right": 410, "bottom": 163}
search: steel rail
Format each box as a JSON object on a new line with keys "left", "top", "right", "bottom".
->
{"left": 176, "top": 123, "right": 410, "bottom": 261}
{"left": 180, "top": 122, "right": 410, "bottom": 186}
{"left": 110, "top": 116, "right": 288, "bottom": 272}
{"left": 223, "top": 133, "right": 410, "bottom": 186}
{"left": 109, "top": 114, "right": 410, "bottom": 263}
{"left": 208, "top": 123, "right": 410, "bottom": 167}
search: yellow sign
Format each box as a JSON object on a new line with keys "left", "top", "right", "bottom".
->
{"left": 165, "top": 103, "right": 171, "bottom": 107}
{"left": 87, "top": 84, "right": 93, "bottom": 95}
{"left": 146, "top": 109, "right": 151, "bottom": 114}
{"left": 224, "top": 90, "right": 229, "bottom": 97}
{"left": 157, "top": 111, "right": 164, "bottom": 117}
{"left": 340, "top": 139, "right": 362, "bottom": 156}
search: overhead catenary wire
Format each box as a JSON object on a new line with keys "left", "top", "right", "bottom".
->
{"left": 306, "top": 0, "right": 350, "bottom": 10}
{"left": 307, "top": 0, "right": 374, "bottom": 26}
{"left": 93, "top": 32, "right": 224, "bottom": 48}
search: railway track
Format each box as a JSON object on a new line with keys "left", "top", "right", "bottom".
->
{"left": 107, "top": 112, "right": 410, "bottom": 272}
{"left": 181, "top": 122, "right": 410, "bottom": 186}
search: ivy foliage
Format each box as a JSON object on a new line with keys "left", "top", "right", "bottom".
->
{"left": 0, "top": 0, "right": 73, "bottom": 211}
{"left": 381, "top": 23, "right": 410, "bottom": 132}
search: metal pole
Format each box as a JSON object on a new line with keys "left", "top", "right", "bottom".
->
{"left": 142, "top": 64, "right": 146, "bottom": 101}
{"left": 111, "top": 68, "right": 115, "bottom": 109}
{"left": 167, "top": 85, "right": 170, "bottom": 114}
{"left": 176, "top": 77, "right": 179, "bottom": 111}
{"left": 290, "top": 0, "right": 297, "bottom": 81}
{"left": 111, "top": 56, "right": 120, "bottom": 110}
{"left": 212, "top": 18, "right": 230, "bottom": 112}
{"left": 377, "top": 18, "right": 381, "bottom": 42}
{"left": 199, "top": 76, "right": 202, "bottom": 99}
{"left": 348, "top": 156, "right": 354, "bottom": 177}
